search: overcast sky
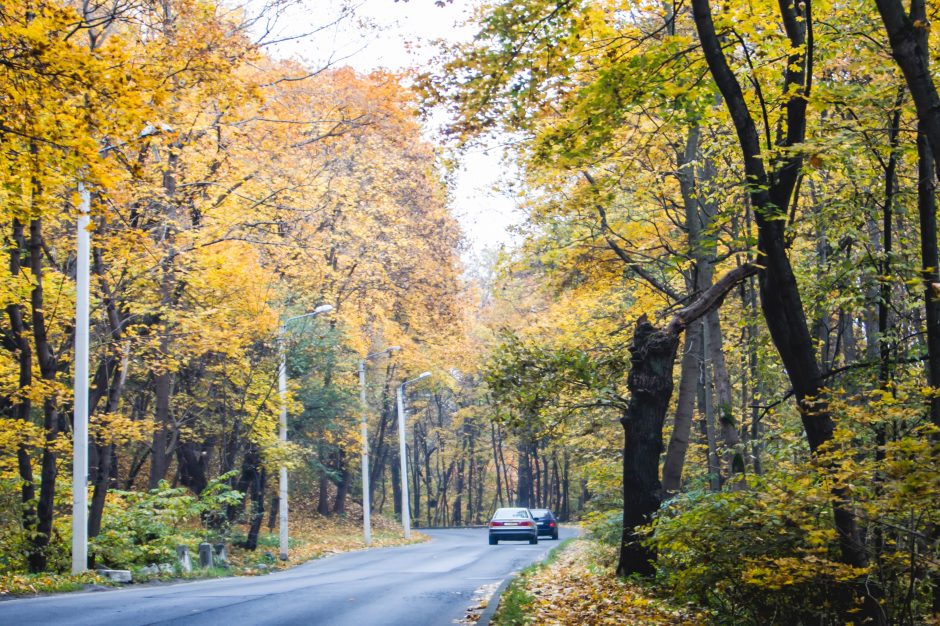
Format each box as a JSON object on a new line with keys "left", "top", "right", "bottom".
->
{"left": 258, "top": 0, "right": 523, "bottom": 266}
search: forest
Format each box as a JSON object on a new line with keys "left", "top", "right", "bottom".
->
{"left": 0, "top": 0, "right": 938, "bottom": 624}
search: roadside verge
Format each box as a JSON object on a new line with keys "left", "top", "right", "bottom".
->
{"left": 475, "top": 538, "right": 573, "bottom": 626}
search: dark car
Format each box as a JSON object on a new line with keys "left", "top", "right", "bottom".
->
{"left": 488, "top": 507, "right": 538, "bottom": 545}
{"left": 529, "top": 508, "right": 559, "bottom": 540}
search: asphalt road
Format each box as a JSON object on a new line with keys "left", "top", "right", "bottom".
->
{"left": 0, "top": 527, "right": 577, "bottom": 626}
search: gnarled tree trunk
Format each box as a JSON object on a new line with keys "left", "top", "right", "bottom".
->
{"left": 617, "top": 264, "right": 756, "bottom": 576}
{"left": 617, "top": 317, "right": 680, "bottom": 576}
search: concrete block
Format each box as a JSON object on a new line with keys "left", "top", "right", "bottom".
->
{"left": 198, "top": 542, "right": 213, "bottom": 568}
{"left": 97, "top": 569, "right": 132, "bottom": 583}
{"left": 176, "top": 545, "right": 192, "bottom": 573}
{"left": 213, "top": 543, "right": 229, "bottom": 566}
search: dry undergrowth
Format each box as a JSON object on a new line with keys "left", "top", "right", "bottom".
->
{"left": 499, "top": 539, "right": 704, "bottom": 625}
{"left": 233, "top": 513, "right": 427, "bottom": 575}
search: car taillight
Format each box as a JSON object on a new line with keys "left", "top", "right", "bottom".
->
{"left": 490, "top": 521, "right": 504, "bottom": 527}
{"left": 521, "top": 521, "right": 533, "bottom": 527}
{"left": 549, "top": 522, "right": 555, "bottom": 527}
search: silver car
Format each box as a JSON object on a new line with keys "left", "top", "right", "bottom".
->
{"left": 488, "top": 507, "right": 538, "bottom": 545}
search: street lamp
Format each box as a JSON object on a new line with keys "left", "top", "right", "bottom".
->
{"left": 397, "top": 371, "right": 431, "bottom": 539}
{"left": 72, "top": 183, "right": 91, "bottom": 575}
{"left": 278, "top": 304, "right": 333, "bottom": 560}
{"left": 358, "top": 346, "right": 401, "bottom": 546}
{"left": 73, "top": 124, "right": 172, "bottom": 574}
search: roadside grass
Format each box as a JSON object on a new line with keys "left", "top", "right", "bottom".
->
{"left": 492, "top": 538, "right": 703, "bottom": 625}
{"left": 0, "top": 571, "right": 114, "bottom": 597}
{"left": 0, "top": 513, "right": 427, "bottom": 596}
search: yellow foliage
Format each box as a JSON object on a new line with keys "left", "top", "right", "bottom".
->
{"left": 90, "top": 413, "right": 155, "bottom": 446}
{"left": 742, "top": 556, "right": 869, "bottom": 591}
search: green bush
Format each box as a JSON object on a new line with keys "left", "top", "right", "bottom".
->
{"left": 0, "top": 479, "right": 28, "bottom": 574}
{"left": 92, "top": 482, "right": 199, "bottom": 568}
{"left": 583, "top": 509, "right": 622, "bottom": 547}
{"left": 648, "top": 454, "right": 937, "bottom": 625}
{"left": 648, "top": 481, "right": 866, "bottom": 625}
{"left": 196, "top": 472, "right": 244, "bottom": 543}
{"left": 92, "top": 474, "right": 242, "bottom": 569}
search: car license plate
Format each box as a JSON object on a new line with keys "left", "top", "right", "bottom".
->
{"left": 505, "top": 522, "right": 518, "bottom": 526}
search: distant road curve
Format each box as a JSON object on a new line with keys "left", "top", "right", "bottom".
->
{"left": 0, "top": 527, "right": 577, "bottom": 626}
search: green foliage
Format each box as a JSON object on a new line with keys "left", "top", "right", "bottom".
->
{"left": 648, "top": 395, "right": 940, "bottom": 626}
{"left": 485, "top": 330, "right": 627, "bottom": 432}
{"left": 92, "top": 475, "right": 242, "bottom": 569}
{"left": 0, "top": 479, "right": 28, "bottom": 574}
{"left": 493, "top": 578, "right": 536, "bottom": 626}
{"left": 92, "top": 483, "right": 194, "bottom": 568}
{"left": 649, "top": 481, "right": 867, "bottom": 625}
{"left": 198, "top": 472, "right": 245, "bottom": 543}
{"left": 583, "top": 509, "right": 623, "bottom": 548}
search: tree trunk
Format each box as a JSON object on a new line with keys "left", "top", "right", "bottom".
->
{"left": 88, "top": 354, "right": 128, "bottom": 537}
{"left": 390, "top": 449, "right": 401, "bottom": 516}
{"left": 531, "top": 443, "right": 540, "bottom": 506}
{"left": 177, "top": 438, "right": 213, "bottom": 495}
{"left": 491, "top": 422, "right": 503, "bottom": 508}
{"left": 413, "top": 422, "right": 423, "bottom": 524}
{"left": 317, "top": 445, "right": 332, "bottom": 516}
{"left": 241, "top": 444, "right": 266, "bottom": 551}
{"left": 515, "top": 441, "right": 532, "bottom": 508}
{"left": 88, "top": 243, "right": 130, "bottom": 538}
{"left": 495, "top": 423, "right": 512, "bottom": 505}
{"left": 617, "top": 316, "right": 680, "bottom": 577}
{"left": 706, "top": 309, "right": 744, "bottom": 483}
{"left": 29, "top": 216, "right": 62, "bottom": 573}
{"left": 662, "top": 122, "right": 738, "bottom": 492}
{"left": 561, "top": 450, "right": 570, "bottom": 521}
{"left": 452, "top": 457, "right": 464, "bottom": 526}
{"left": 149, "top": 364, "right": 171, "bottom": 488}
{"left": 244, "top": 467, "right": 267, "bottom": 551}
{"left": 268, "top": 495, "right": 278, "bottom": 532}
{"left": 917, "top": 127, "right": 940, "bottom": 428}
{"left": 369, "top": 398, "right": 393, "bottom": 507}
{"left": 425, "top": 443, "right": 434, "bottom": 527}
{"left": 692, "top": 2, "right": 884, "bottom": 620}
{"left": 617, "top": 265, "right": 756, "bottom": 576}
{"left": 474, "top": 454, "right": 486, "bottom": 524}
{"left": 333, "top": 450, "right": 351, "bottom": 516}
{"left": 917, "top": 125, "right": 940, "bottom": 615}
{"left": 745, "top": 271, "right": 763, "bottom": 475}
{"left": 875, "top": 0, "right": 940, "bottom": 183}
{"left": 466, "top": 428, "right": 475, "bottom": 523}
{"left": 662, "top": 321, "right": 702, "bottom": 493}
{"left": 5, "top": 218, "right": 37, "bottom": 560}
{"left": 149, "top": 146, "right": 180, "bottom": 491}
{"left": 701, "top": 320, "right": 721, "bottom": 492}
{"left": 551, "top": 453, "right": 561, "bottom": 515}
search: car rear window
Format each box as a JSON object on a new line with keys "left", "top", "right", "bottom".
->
{"left": 530, "top": 509, "right": 549, "bottom": 517}
{"left": 492, "top": 508, "right": 531, "bottom": 519}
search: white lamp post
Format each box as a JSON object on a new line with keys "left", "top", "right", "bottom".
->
{"left": 278, "top": 303, "right": 333, "bottom": 560}
{"left": 71, "top": 184, "right": 91, "bottom": 575}
{"left": 72, "top": 124, "right": 170, "bottom": 574}
{"left": 359, "top": 346, "right": 400, "bottom": 546}
{"left": 396, "top": 371, "right": 431, "bottom": 539}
